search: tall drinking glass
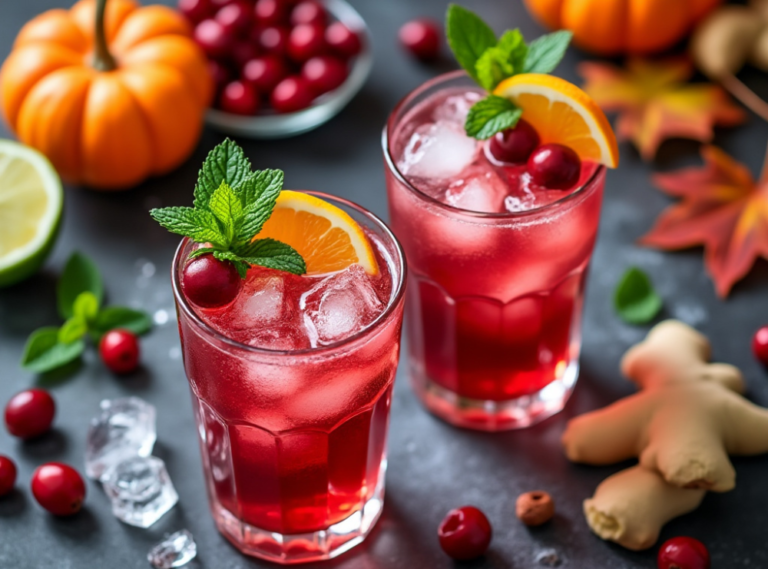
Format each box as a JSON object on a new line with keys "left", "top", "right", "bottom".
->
{"left": 172, "top": 193, "right": 406, "bottom": 564}
{"left": 383, "top": 72, "right": 605, "bottom": 431}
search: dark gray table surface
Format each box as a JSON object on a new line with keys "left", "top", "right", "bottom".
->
{"left": 2, "top": 1, "right": 768, "bottom": 568}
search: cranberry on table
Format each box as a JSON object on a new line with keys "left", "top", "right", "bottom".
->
{"left": 215, "top": 2, "right": 253, "bottom": 37}
{"left": 325, "top": 22, "right": 361, "bottom": 59}
{"left": 527, "top": 143, "right": 582, "bottom": 190}
{"left": 0, "top": 456, "right": 17, "bottom": 497}
{"left": 302, "top": 55, "right": 347, "bottom": 95}
{"left": 657, "top": 536, "right": 710, "bottom": 569}
{"left": 288, "top": 23, "right": 326, "bottom": 62}
{"left": 178, "top": 0, "right": 213, "bottom": 24}
{"left": 291, "top": 0, "right": 326, "bottom": 26}
{"left": 256, "top": 26, "right": 290, "bottom": 56}
{"left": 182, "top": 254, "right": 242, "bottom": 308}
{"left": 4, "top": 388, "right": 55, "bottom": 439}
{"left": 438, "top": 506, "right": 492, "bottom": 561}
{"left": 271, "top": 75, "right": 314, "bottom": 113}
{"left": 99, "top": 329, "right": 141, "bottom": 375}
{"left": 254, "top": 0, "right": 288, "bottom": 26}
{"left": 753, "top": 326, "right": 768, "bottom": 366}
{"left": 220, "top": 80, "right": 260, "bottom": 114}
{"left": 194, "top": 19, "right": 232, "bottom": 58}
{"left": 31, "top": 463, "right": 86, "bottom": 516}
{"left": 243, "top": 55, "right": 288, "bottom": 93}
{"left": 489, "top": 119, "right": 540, "bottom": 164}
{"left": 399, "top": 19, "right": 441, "bottom": 61}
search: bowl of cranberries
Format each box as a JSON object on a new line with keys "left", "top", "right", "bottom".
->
{"left": 180, "top": 0, "right": 372, "bottom": 138}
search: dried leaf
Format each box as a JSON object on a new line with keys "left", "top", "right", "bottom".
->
{"left": 579, "top": 58, "right": 745, "bottom": 160}
{"left": 641, "top": 146, "right": 768, "bottom": 297}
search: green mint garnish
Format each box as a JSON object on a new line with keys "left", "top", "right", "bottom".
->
{"left": 150, "top": 139, "right": 306, "bottom": 279}
{"left": 446, "top": 4, "right": 573, "bottom": 139}
{"left": 21, "top": 253, "right": 152, "bottom": 374}
{"left": 614, "top": 267, "right": 663, "bottom": 325}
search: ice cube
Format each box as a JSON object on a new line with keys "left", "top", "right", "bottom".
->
{"left": 230, "top": 275, "right": 285, "bottom": 329}
{"left": 103, "top": 456, "right": 178, "bottom": 528}
{"left": 245, "top": 323, "right": 311, "bottom": 351}
{"left": 445, "top": 171, "right": 508, "bottom": 213}
{"left": 301, "top": 265, "right": 384, "bottom": 347}
{"left": 433, "top": 92, "right": 482, "bottom": 124}
{"left": 399, "top": 121, "right": 478, "bottom": 180}
{"left": 148, "top": 530, "right": 197, "bottom": 569}
{"left": 85, "top": 397, "right": 156, "bottom": 481}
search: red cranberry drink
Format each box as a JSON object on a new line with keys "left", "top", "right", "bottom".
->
{"left": 153, "top": 141, "right": 405, "bottom": 563}
{"left": 383, "top": 7, "right": 618, "bottom": 430}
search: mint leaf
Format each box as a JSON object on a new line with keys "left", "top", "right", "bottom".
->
{"left": 523, "top": 30, "right": 572, "bottom": 74}
{"left": 236, "top": 238, "right": 306, "bottom": 275}
{"left": 614, "top": 267, "right": 662, "bottom": 325}
{"left": 93, "top": 307, "right": 153, "bottom": 336}
{"left": 498, "top": 29, "right": 528, "bottom": 71}
{"left": 208, "top": 182, "right": 243, "bottom": 243}
{"left": 21, "top": 327, "right": 85, "bottom": 373}
{"left": 476, "top": 47, "right": 515, "bottom": 92}
{"left": 212, "top": 251, "right": 250, "bottom": 278}
{"left": 188, "top": 247, "right": 215, "bottom": 259}
{"left": 59, "top": 317, "right": 87, "bottom": 344}
{"left": 58, "top": 253, "right": 103, "bottom": 320}
{"left": 150, "top": 207, "right": 228, "bottom": 248}
{"left": 465, "top": 95, "right": 522, "bottom": 139}
{"left": 194, "top": 139, "right": 251, "bottom": 210}
{"left": 73, "top": 291, "right": 99, "bottom": 324}
{"left": 238, "top": 169, "right": 284, "bottom": 207}
{"left": 235, "top": 178, "right": 284, "bottom": 244}
{"left": 446, "top": 4, "right": 498, "bottom": 83}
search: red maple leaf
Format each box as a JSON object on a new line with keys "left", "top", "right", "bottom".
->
{"left": 641, "top": 146, "right": 768, "bottom": 297}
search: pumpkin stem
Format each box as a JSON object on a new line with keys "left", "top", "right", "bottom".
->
{"left": 92, "top": 0, "right": 117, "bottom": 72}
{"left": 719, "top": 73, "right": 768, "bottom": 124}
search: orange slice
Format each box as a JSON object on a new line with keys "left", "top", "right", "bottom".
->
{"left": 494, "top": 73, "right": 619, "bottom": 168}
{"left": 254, "top": 190, "right": 378, "bottom": 275}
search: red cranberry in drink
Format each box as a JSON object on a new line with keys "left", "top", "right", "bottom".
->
{"left": 657, "top": 537, "right": 710, "bottom": 569}
{"left": 290, "top": 1, "right": 326, "bottom": 26}
{"left": 194, "top": 19, "right": 232, "bottom": 58}
{"left": 438, "top": 506, "right": 492, "bottom": 560}
{"left": 99, "top": 330, "right": 141, "bottom": 374}
{"left": 288, "top": 23, "right": 326, "bottom": 62}
{"left": 527, "top": 143, "right": 581, "bottom": 190}
{"left": 208, "top": 59, "right": 232, "bottom": 92}
{"left": 0, "top": 456, "right": 17, "bottom": 497}
{"left": 231, "top": 40, "right": 260, "bottom": 68}
{"left": 271, "top": 76, "right": 314, "bottom": 113}
{"left": 243, "top": 55, "right": 288, "bottom": 93}
{"left": 220, "top": 80, "right": 260, "bottom": 114}
{"left": 399, "top": 19, "right": 441, "bottom": 61}
{"left": 489, "top": 119, "right": 540, "bottom": 164}
{"left": 31, "top": 463, "right": 86, "bottom": 516}
{"left": 215, "top": 2, "right": 253, "bottom": 37}
{"left": 301, "top": 55, "right": 347, "bottom": 95}
{"left": 178, "top": 0, "right": 213, "bottom": 24}
{"left": 182, "top": 254, "right": 242, "bottom": 308}
{"left": 754, "top": 326, "right": 768, "bottom": 366}
{"left": 257, "top": 26, "right": 290, "bottom": 56}
{"left": 325, "top": 22, "right": 361, "bottom": 59}
{"left": 4, "top": 388, "right": 55, "bottom": 439}
{"left": 254, "top": 0, "right": 288, "bottom": 26}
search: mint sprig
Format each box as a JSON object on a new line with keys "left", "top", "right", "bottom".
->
{"left": 446, "top": 4, "right": 573, "bottom": 139}
{"left": 614, "top": 267, "right": 663, "bottom": 325}
{"left": 21, "top": 253, "right": 152, "bottom": 374}
{"left": 150, "top": 139, "right": 306, "bottom": 278}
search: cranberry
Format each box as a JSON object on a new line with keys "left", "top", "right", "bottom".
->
{"left": 182, "top": 254, "right": 242, "bottom": 308}
{"left": 438, "top": 506, "right": 492, "bottom": 561}
{"left": 399, "top": 19, "right": 441, "bottom": 61}
{"left": 4, "top": 388, "right": 55, "bottom": 439}
{"left": 208, "top": 59, "right": 232, "bottom": 91}
{"left": 194, "top": 19, "right": 233, "bottom": 58}
{"left": 325, "top": 22, "right": 361, "bottom": 59}
{"left": 0, "top": 456, "right": 17, "bottom": 497}
{"left": 287, "top": 23, "right": 326, "bottom": 62}
{"left": 301, "top": 55, "right": 347, "bottom": 95}
{"left": 527, "top": 143, "right": 582, "bottom": 190}
{"left": 215, "top": 2, "right": 253, "bottom": 37}
{"left": 231, "top": 40, "right": 260, "bottom": 68}
{"left": 271, "top": 75, "right": 314, "bottom": 113}
{"left": 99, "top": 329, "right": 141, "bottom": 374}
{"left": 657, "top": 537, "right": 710, "bottom": 569}
{"left": 254, "top": 0, "right": 288, "bottom": 26}
{"left": 243, "top": 54, "right": 288, "bottom": 93}
{"left": 754, "top": 326, "right": 768, "bottom": 366}
{"left": 178, "top": 0, "right": 213, "bottom": 24}
{"left": 489, "top": 119, "right": 540, "bottom": 164}
{"left": 257, "top": 26, "right": 290, "bottom": 56}
{"left": 31, "top": 463, "right": 86, "bottom": 516}
{"left": 290, "top": 1, "right": 326, "bottom": 26}
{"left": 220, "top": 80, "right": 260, "bottom": 114}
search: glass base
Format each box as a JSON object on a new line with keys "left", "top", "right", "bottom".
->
{"left": 210, "top": 468, "right": 385, "bottom": 565}
{"left": 410, "top": 361, "right": 579, "bottom": 431}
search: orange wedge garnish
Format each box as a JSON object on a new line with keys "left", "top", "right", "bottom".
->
{"left": 254, "top": 190, "right": 378, "bottom": 275}
{"left": 494, "top": 73, "right": 619, "bottom": 168}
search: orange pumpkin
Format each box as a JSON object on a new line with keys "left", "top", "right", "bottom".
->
{"left": 524, "top": 0, "right": 723, "bottom": 55}
{"left": 0, "top": 0, "right": 213, "bottom": 190}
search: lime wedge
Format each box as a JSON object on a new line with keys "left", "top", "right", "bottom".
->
{"left": 0, "top": 139, "right": 63, "bottom": 287}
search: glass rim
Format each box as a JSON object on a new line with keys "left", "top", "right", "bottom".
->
{"left": 171, "top": 191, "right": 407, "bottom": 357}
{"left": 382, "top": 69, "right": 607, "bottom": 220}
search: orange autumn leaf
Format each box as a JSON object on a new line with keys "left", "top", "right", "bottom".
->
{"left": 641, "top": 146, "right": 768, "bottom": 297}
{"left": 579, "top": 58, "right": 745, "bottom": 160}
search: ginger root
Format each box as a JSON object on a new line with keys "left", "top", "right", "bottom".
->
{"left": 563, "top": 320, "right": 768, "bottom": 550}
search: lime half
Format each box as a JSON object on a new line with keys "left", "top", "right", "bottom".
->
{"left": 0, "top": 139, "right": 63, "bottom": 288}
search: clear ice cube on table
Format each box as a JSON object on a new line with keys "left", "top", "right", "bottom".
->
{"left": 398, "top": 121, "right": 478, "bottom": 180}
{"left": 85, "top": 397, "right": 156, "bottom": 481}
{"left": 148, "top": 530, "right": 197, "bottom": 569}
{"left": 103, "top": 456, "right": 178, "bottom": 528}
